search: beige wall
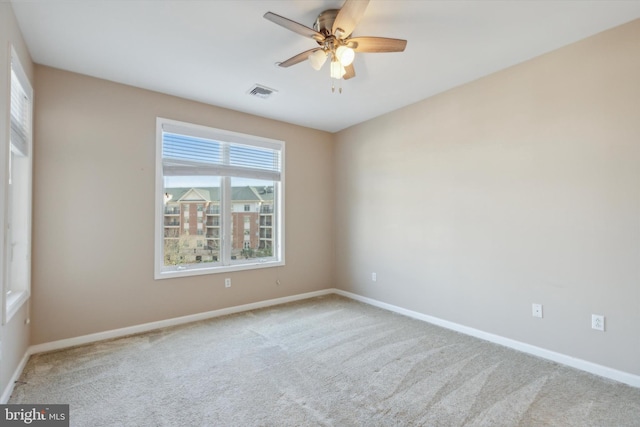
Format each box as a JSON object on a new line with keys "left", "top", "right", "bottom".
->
{"left": 31, "top": 66, "right": 335, "bottom": 344}
{"left": 0, "top": 2, "right": 33, "bottom": 399}
{"left": 335, "top": 20, "right": 640, "bottom": 375}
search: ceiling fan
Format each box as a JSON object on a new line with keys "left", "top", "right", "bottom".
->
{"left": 264, "top": 0, "right": 407, "bottom": 84}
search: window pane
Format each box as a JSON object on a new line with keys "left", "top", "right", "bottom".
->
{"left": 163, "top": 176, "right": 221, "bottom": 266}
{"left": 163, "top": 133, "right": 221, "bottom": 165}
{"left": 230, "top": 178, "right": 276, "bottom": 262}
{"left": 8, "top": 150, "right": 30, "bottom": 293}
{"left": 229, "top": 143, "right": 281, "bottom": 173}
{"left": 10, "top": 68, "right": 30, "bottom": 156}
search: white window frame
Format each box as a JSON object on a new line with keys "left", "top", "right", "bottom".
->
{"left": 155, "top": 118, "right": 285, "bottom": 279}
{"left": 3, "top": 47, "right": 33, "bottom": 323}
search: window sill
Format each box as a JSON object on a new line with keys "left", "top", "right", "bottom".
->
{"left": 155, "top": 259, "right": 285, "bottom": 280}
{"left": 5, "top": 290, "right": 29, "bottom": 324}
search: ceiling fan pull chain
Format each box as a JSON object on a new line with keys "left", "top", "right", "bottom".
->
{"left": 331, "top": 79, "right": 344, "bottom": 94}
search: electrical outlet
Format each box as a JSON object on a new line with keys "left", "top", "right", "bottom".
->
{"left": 225, "top": 278, "right": 231, "bottom": 288}
{"left": 532, "top": 303, "right": 543, "bottom": 318}
{"left": 372, "top": 272, "right": 377, "bottom": 282}
{"left": 592, "top": 314, "right": 605, "bottom": 331}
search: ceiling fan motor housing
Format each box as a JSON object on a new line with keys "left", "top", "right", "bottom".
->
{"left": 314, "top": 9, "right": 340, "bottom": 37}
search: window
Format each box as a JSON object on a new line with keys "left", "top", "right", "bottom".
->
{"left": 4, "top": 48, "right": 33, "bottom": 322}
{"left": 155, "top": 118, "right": 284, "bottom": 279}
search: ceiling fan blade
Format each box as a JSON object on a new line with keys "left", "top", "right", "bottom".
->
{"left": 332, "top": 0, "right": 370, "bottom": 38}
{"left": 349, "top": 37, "right": 407, "bottom": 53}
{"left": 343, "top": 64, "right": 356, "bottom": 80}
{"left": 264, "top": 12, "right": 325, "bottom": 42}
{"left": 278, "top": 48, "right": 322, "bottom": 68}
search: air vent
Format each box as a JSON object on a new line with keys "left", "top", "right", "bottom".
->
{"left": 247, "top": 84, "right": 278, "bottom": 99}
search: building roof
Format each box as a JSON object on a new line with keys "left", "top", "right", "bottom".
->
{"left": 165, "top": 186, "right": 274, "bottom": 203}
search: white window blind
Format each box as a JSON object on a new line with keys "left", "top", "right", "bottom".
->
{"left": 10, "top": 57, "right": 32, "bottom": 157}
{"left": 161, "top": 124, "right": 282, "bottom": 181}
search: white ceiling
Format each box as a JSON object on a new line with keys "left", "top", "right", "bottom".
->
{"left": 10, "top": 0, "right": 640, "bottom": 133}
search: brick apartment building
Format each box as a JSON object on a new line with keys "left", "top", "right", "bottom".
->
{"left": 163, "top": 186, "right": 274, "bottom": 265}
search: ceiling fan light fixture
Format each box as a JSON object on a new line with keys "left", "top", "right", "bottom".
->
{"left": 330, "top": 60, "right": 346, "bottom": 79}
{"left": 336, "top": 45, "right": 355, "bottom": 66}
{"left": 309, "top": 49, "right": 328, "bottom": 70}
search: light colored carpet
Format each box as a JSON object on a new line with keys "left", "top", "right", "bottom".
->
{"left": 10, "top": 295, "right": 640, "bottom": 426}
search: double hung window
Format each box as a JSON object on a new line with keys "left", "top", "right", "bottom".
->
{"left": 4, "top": 48, "right": 33, "bottom": 321}
{"left": 155, "top": 118, "right": 284, "bottom": 279}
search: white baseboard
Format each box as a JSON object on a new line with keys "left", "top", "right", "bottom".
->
{"left": 1, "top": 350, "right": 31, "bottom": 404}
{"left": 29, "top": 289, "right": 334, "bottom": 355}
{"left": 334, "top": 289, "right": 640, "bottom": 388}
